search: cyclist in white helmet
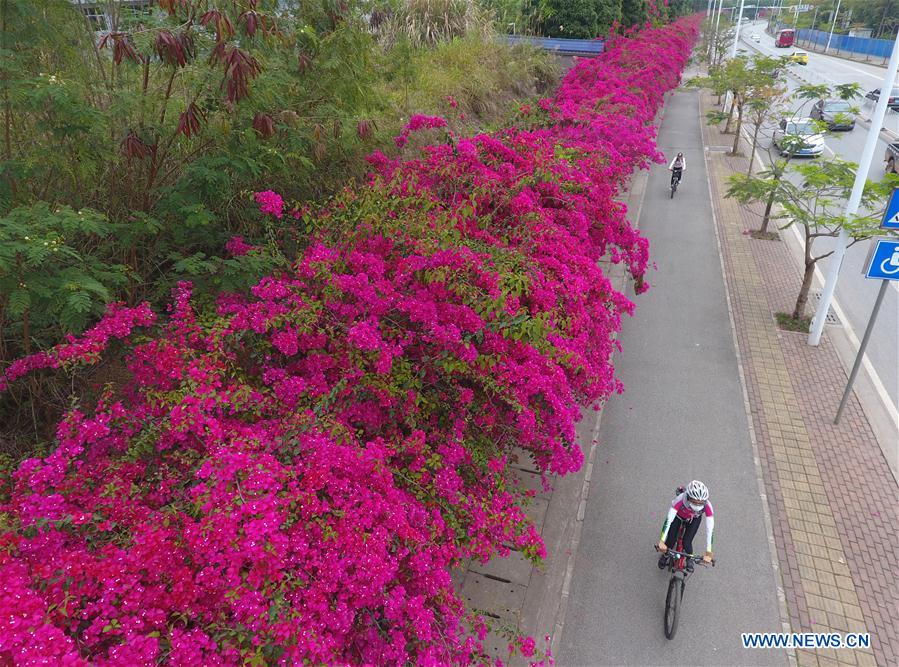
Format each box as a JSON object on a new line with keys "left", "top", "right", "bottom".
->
{"left": 657, "top": 480, "right": 715, "bottom": 572}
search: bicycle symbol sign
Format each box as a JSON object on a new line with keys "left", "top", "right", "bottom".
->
{"left": 865, "top": 239, "right": 899, "bottom": 281}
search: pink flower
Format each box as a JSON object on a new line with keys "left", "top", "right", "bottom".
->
{"left": 0, "top": 15, "right": 702, "bottom": 664}
{"left": 254, "top": 189, "right": 284, "bottom": 218}
{"left": 225, "top": 235, "right": 254, "bottom": 256}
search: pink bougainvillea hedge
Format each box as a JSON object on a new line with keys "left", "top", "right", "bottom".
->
{"left": 0, "top": 16, "right": 699, "bottom": 666}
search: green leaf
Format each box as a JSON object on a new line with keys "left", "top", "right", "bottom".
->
{"left": 8, "top": 288, "right": 30, "bottom": 316}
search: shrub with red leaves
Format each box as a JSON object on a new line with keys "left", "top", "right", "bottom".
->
{"left": 176, "top": 103, "right": 205, "bottom": 138}
{"left": 252, "top": 112, "right": 276, "bottom": 139}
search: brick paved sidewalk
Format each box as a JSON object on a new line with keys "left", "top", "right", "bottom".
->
{"left": 700, "top": 92, "right": 899, "bottom": 667}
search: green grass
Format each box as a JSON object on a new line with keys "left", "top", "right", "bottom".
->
{"left": 750, "top": 230, "right": 780, "bottom": 241}
{"left": 775, "top": 312, "right": 811, "bottom": 332}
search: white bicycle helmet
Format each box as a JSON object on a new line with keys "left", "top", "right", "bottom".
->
{"left": 686, "top": 480, "right": 709, "bottom": 502}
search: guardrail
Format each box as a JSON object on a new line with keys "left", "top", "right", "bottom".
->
{"left": 504, "top": 35, "right": 604, "bottom": 56}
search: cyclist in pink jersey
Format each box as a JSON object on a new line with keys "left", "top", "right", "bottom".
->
{"left": 657, "top": 480, "right": 715, "bottom": 572}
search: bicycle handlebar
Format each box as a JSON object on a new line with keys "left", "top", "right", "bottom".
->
{"left": 654, "top": 545, "right": 716, "bottom": 566}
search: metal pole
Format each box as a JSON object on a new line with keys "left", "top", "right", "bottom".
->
{"left": 834, "top": 280, "right": 890, "bottom": 423}
{"left": 809, "top": 31, "right": 899, "bottom": 346}
{"left": 732, "top": 0, "right": 747, "bottom": 57}
{"left": 809, "top": 6, "right": 818, "bottom": 48}
{"left": 708, "top": 0, "right": 720, "bottom": 59}
{"left": 713, "top": 0, "right": 726, "bottom": 65}
{"left": 825, "top": 0, "right": 842, "bottom": 54}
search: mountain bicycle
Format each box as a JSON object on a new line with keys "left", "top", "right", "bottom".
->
{"left": 655, "top": 521, "right": 715, "bottom": 639}
{"left": 669, "top": 168, "right": 682, "bottom": 199}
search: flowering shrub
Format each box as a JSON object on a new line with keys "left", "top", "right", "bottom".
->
{"left": 0, "top": 17, "right": 699, "bottom": 666}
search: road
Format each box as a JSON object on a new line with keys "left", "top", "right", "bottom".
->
{"left": 737, "top": 21, "right": 899, "bottom": 415}
{"left": 557, "top": 88, "right": 786, "bottom": 666}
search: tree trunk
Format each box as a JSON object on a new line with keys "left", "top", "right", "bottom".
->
{"left": 759, "top": 168, "right": 785, "bottom": 233}
{"left": 724, "top": 94, "right": 737, "bottom": 133}
{"left": 793, "top": 259, "right": 816, "bottom": 320}
{"left": 731, "top": 100, "right": 744, "bottom": 155}
{"left": 22, "top": 308, "right": 30, "bottom": 355}
{"left": 792, "top": 225, "right": 815, "bottom": 320}
{"left": 760, "top": 188, "right": 776, "bottom": 233}
{"left": 0, "top": 0, "right": 15, "bottom": 198}
{"left": 748, "top": 123, "right": 760, "bottom": 174}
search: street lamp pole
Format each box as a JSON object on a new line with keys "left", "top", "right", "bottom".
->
{"left": 808, "top": 31, "right": 899, "bottom": 347}
{"left": 825, "top": 0, "right": 842, "bottom": 54}
{"left": 732, "top": 0, "right": 747, "bottom": 58}
{"left": 712, "top": 0, "right": 726, "bottom": 65}
{"left": 708, "top": 0, "right": 721, "bottom": 60}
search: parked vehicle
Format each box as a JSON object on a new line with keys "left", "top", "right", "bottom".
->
{"left": 810, "top": 99, "right": 856, "bottom": 130}
{"left": 772, "top": 118, "right": 825, "bottom": 157}
{"left": 865, "top": 87, "right": 899, "bottom": 111}
{"left": 775, "top": 28, "right": 795, "bottom": 47}
{"left": 885, "top": 143, "right": 899, "bottom": 174}
{"left": 789, "top": 51, "right": 808, "bottom": 65}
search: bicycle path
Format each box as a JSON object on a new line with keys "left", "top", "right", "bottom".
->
{"left": 556, "top": 88, "right": 788, "bottom": 665}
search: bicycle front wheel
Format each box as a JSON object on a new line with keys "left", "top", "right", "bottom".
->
{"left": 664, "top": 576, "right": 681, "bottom": 639}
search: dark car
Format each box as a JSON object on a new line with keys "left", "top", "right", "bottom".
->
{"left": 810, "top": 99, "right": 856, "bottom": 130}
{"left": 865, "top": 87, "right": 899, "bottom": 111}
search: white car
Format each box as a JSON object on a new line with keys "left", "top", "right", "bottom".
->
{"left": 751, "top": 32, "right": 761, "bottom": 42}
{"left": 772, "top": 118, "right": 825, "bottom": 157}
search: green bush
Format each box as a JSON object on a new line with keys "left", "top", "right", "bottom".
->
{"left": 0, "top": 0, "right": 556, "bottom": 368}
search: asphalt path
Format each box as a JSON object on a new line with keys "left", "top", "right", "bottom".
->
{"left": 737, "top": 21, "right": 899, "bottom": 414}
{"left": 557, "top": 89, "right": 786, "bottom": 666}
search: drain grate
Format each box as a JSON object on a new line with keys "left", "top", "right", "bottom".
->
{"left": 706, "top": 145, "right": 732, "bottom": 152}
{"left": 811, "top": 291, "right": 841, "bottom": 325}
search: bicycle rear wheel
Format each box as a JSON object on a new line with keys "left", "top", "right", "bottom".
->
{"left": 664, "top": 576, "right": 681, "bottom": 639}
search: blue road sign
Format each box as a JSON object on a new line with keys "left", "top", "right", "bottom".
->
{"left": 865, "top": 238, "right": 899, "bottom": 280}
{"left": 881, "top": 188, "right": 899, "bottom": 230}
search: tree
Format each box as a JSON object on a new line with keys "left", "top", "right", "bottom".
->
{"left": 844, "top": 0, "right": 899, "bottom": 37}
{"left": 743, "top": 80, "right": 789, "bottom": 174}
{"left": 689, "top": 54, "right": 783, "bottom": 155}
{"left": 775, "top": 159, "right": 898, "bottom": 321}
{"left": 621, "top": 0, "right": 647, "bottom": 28}
{"left": 540, "top": 0, "right": 600, "bottom": 37}
{"left": 537, "top": 0, "right": 625, "bottom": 37}
{"left": 594, "top": 0, "right": 623, "bottom": 34}
{"left": 726, "top": 82, "right": 861, "bottom": 235}
{"left": 701, "top": 16, "right": 734, "bottom": 72}
{"left": 730, "top": 55, "right": 786, "bottom": 158}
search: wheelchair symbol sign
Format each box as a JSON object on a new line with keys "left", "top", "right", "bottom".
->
{"left": 865, "top": 239, "right": 899, "bottom": 280}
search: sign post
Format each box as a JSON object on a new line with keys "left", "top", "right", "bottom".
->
{"left": 834, "top": 192, "right": 899, "bottom": 423}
